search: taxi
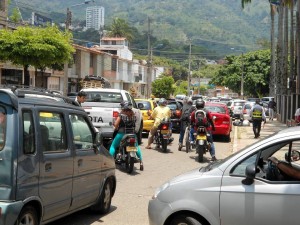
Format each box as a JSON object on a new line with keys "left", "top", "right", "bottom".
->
{"left": 135, "top": 99, "right": 156, "bottom": 134}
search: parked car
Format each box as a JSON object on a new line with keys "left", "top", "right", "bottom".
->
{"left": 205, "top": 102, "right": 232, "bottom": 142}
{"left": 228, "top": 99, "right": 246, "bottom": 119}
{"left": 0, "top": 87, "right": 116, "bottom": 225}
{"left": 67, "top": 92, "right": 78, "bottom": 101}
{"left": 261, "top": 96, "right": 275, "bottom": 109}
{"left": 148, "top": 126, "right": 300, "bottom": 225}
{"left": 191, "top": 94, "right": 203, "bottom": 101}
{"left": 240, "top": 101, "right": 255, "bottom": 121}
{"left": 247, "top": 97, "right": 260, "bottom": 103}
{"left": 167, "top": 100, "right": 182, "bottom": 132}
{"left": 135, "top": 98, "right": 156, "bottom": 134}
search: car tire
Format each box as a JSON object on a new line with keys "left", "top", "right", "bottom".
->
{"left": 224, "top": 134, "right": 231, "bottom": 142}
{"left": 170, "top": 214, "right": 205, "bottom": 225}
{"left": 16, "top": 205, "right": 38, "bottom": 225}
{"left": 91, "top": 180, "right": 112, "bottom": 214}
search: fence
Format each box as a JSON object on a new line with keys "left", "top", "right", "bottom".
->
{"left": 276, "top": 94, "right": 300, "bottom": 126}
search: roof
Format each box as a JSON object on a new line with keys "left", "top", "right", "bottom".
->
{"left": 101, "top": 37, "right": 127, "bottom": 41}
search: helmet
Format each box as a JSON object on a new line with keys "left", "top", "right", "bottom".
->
{"left": 158, "top": 98, "right": 167, "bottom": 106}
{"left": 195, "top": 99, "right": 205, "bottom": 109}
{"left": 187, "top": 97, "right": 193, "bottom": 104}
{"left": 120, "top": 101, "right": 133, "bottom": 110}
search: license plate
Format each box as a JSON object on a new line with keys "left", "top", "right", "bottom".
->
{"left": 126, "top": 146, "right": 137, "bottom": 152}
{"left": 197, "top": 135, "right": 207, "bottom": 140}
{"left": 161, "top": 130, "right": 169, "bottom": 134}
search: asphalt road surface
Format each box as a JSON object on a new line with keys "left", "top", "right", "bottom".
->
{"left": 50, "top": 132, "right": 232, "bottom": 225}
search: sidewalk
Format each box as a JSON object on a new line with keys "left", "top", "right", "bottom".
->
{"left": 231, "top": 118, "right": 288, "bottom": 153}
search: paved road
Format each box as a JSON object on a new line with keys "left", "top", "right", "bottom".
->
{"left": 50, "top": 132, "right": 232, "bottom": 225}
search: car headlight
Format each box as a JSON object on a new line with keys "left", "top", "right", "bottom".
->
{"left": 152, "top": 182, "right": 170, "bottom": 199}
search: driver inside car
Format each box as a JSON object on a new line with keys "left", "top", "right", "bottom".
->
{"left": 268, "top": 156, "right": 300, "bottom": 180}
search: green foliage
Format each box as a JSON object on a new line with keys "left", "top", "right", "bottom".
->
{"left": 210, "top": 49, "right": 271, "bottom": 97}
{"left": 174, "top": 80, "right": 188, "bottom": 96}
{"left": 107, "top": 17, "right": 134, "bottom": 42}
{"left": 151, "top": 75, "right": 175, "bottom": 98}
{"left": 9, "top": 8, "right": 21, "bottom": 23}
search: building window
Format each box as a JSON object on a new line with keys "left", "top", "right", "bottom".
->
{"left": 90, "top": 54, "right": 94, "bottom": 67}
{"left": 1, "top": 69, "right": 22, "bottom": 85}
{"left": 112, "top": 41, "right": 116, "bottom": 45}
{"left": 112, "top": 58, "right": 117, "bottom": 71}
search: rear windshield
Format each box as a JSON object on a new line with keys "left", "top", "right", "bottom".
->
{"left": 85, "top": 92, "right": 123, "bottom": 103}
{"left": 245, "top": 104, "right": 253, "bottom": 109}
{"left": 234, "top": 102, "right": 245, "bottom": 106}
{"left": 205, "top": 106, "right": 226, "bottom": 114}
{"left": 167, "top": 104, "right": 177, "bottom": 110}
{"left": 0, "top": 106, "right": 6, "bottom": 150}
{"left": 136, "top": 101, "right": 151, "bottom": 110}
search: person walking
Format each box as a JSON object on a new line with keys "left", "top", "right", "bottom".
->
{"left": 74, "top": 91, "right": 87, "bottom": 107}
{"left": 145, "top": 98, "right": 171, "bottom": 149}
{"left": 178, "top": 97, "right": 194, "bottom": 151}
{"left": 250, "top": 99, "right": 266, "bottom": 138}
{"left": 268, "top": 99, "right": 276, "bottom": 120}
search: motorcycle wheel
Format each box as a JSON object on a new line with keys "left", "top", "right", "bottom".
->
{"left": 125, "top": 154, "right": 135, "bottom": 173}
{"left": 185, "top": 140, "right": 190, "bottom": 153}
{"left": 162, "top": 139, "right": 168, "bottom": 152}
{"left": 197, "top": 145, "right": 204, "bottom": 162}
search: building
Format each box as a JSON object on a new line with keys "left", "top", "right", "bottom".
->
{"left": 86, "top": 6, "right": 104, "bottom": 30}
{"left": 0, "top": 0, "right": 8, "bottom": 29}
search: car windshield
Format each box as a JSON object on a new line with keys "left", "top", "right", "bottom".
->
{"left": 85, "top": 92, "right": 123, "bottom": 103}
{"left": 234, "top": 102, "right": 245, "bottom": 106}
{"left": 167, "top": 104, "right": 177, "bottom": 110}
{"left": 136, "top": 101, "right": 151, "bottom": 110}
{"left": 205, "top": 106, "right": 226, "bottom": 114}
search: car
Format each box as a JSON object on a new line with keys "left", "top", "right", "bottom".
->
{"left": 135, "top": 98, "right": 156, "bottom": 134}
{"left": 167, "top": 100, "right": 182, "bottom": 132}
{"left": 247, "top": 97, "right": 260, "bottom": 103}
{"left": 191, "top": 94, "right": 203, "bottom": 101}
{"left": 148, "top": 126, "right": 300, "bottom": 225}
{"left": 175, "top": 94, "right": 186, "bottom": 100}
{"left": 228, "top": 99, "right": 246, "bottom": 119}
{"left": 67, "top": 92, "right": 78, "bottom": 101}
{"left": 0, "top": 87, "right": 116, "bottom": 225}
{"left": 240, "top": 101, "right": 255, "bottom": 121}
{"left": 219, "top": 97, "right": 232, "bottom": 105}
{"left": 205, "top": 102, "right": 232, "bottom": 142}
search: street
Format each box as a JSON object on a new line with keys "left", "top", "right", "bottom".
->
{"left": 50, "top": 132, "right": 232, "bottom": 225}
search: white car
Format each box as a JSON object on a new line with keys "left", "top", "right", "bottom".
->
{"left": 149, "top": 126, "right": 300, "bottom": 225}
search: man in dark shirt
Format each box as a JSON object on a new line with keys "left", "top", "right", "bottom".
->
{"left": 268, "top": 99, "right": 276, "bottom": 121}
{"left": 75, "top": 91, "right": 87, "bottom": 107}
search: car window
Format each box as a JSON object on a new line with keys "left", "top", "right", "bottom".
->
{"left": 39, "top": 112, "right": 68, "bottom": 152}
{"left": 205, "top": 106, "right": 226, "bottom": 114}
{"left": 167, "top": 104, "right": 177, "bottom": 110}
{"left": 245, "top": 104, "right": 253, "bottom": 110}
{"left": 70, "top": 114, "right": 94, "bottom": 149}
{"left": 85, "top": 91, "right": 123, "bottom": 103}
{"left": 234, "top": 102, "right": 245, "bottom": 106}
{"left": 0, "top": 106, "right": 6, "bottom": 151}
{"left": 23, "top": 110, "right": 35, "bottom": 154}
{"left": 136, "top": 101, "right": 151, "bottom": 110}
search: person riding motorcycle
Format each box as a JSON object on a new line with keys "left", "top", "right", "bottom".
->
{"left": 145, "top": 98, "right": 171, "bottom": 149}
{"left": 190, "top": 99, "right": 217, "bottom": 161}
{"left": 109, "top": 101, "right": 143, "bottom": 170}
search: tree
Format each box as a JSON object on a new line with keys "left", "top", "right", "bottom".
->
{"left": 107, "top": 17, "right": 134, "bottom": 42}
{"left": 211, "top": 50, "right": 271, "bottom": 97}
{"left": 151, "top": 75, "right": 175, "bottom": 98}
{"left": 0, "top": 26, "right": 74, "bottom": 86}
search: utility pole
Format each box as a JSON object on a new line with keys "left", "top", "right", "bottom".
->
{"left": 63, "top": 8, "right": 72, "bottom": 96}
{"left": 147, "top": 16, "right": 151, "bottom": 98}
{"left": 187, "top": 40, "right": 192, "bottom": 96}
{"left": 241, "top": 52, "right": 244, "bottom": 100}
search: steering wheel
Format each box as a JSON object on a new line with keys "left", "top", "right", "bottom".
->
{"left": 266, "top": 160, "right": 281, "bottom": 181}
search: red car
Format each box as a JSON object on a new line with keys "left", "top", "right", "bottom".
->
{"left": 204, "top": 102, "right": 232, "bottom": 142}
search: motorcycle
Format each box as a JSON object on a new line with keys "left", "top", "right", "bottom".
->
{"left": 115, "top": 133, "right": 140, "bottom": 174}
{"left": 154, "top": 118, "right": 171, "bottom": 152}
{"left": 194, "top": 126, "right": 210, "bottom": 162}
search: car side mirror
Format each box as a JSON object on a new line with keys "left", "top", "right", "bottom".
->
{"left": 242, "top": 164, "right": 256, "bottom": 185}
{"left": 138, "top": 103, "right": 144, "bottom": 109}
{"left": 94, "top": 132, "right": 103, "bottom": 146}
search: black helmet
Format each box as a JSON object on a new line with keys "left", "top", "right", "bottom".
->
{"left": 195, "top": 99, "right": 205, "bottom": 109}
{"left": 120, "top": 101, "right": 133, "bottom": 110}
{"left": 158, "top": 98, "right": 167, "bottom": 106}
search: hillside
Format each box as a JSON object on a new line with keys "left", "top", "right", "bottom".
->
{"left": 13, "top": 0, "right": 271, "bottom": 58}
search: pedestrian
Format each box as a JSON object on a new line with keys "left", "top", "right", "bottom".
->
{"left": 268, "top": 98, "right": 276, "bottom": 120}
{"left": 0, "top": 111, "right": 6, "bottom": 148}
{"left": 250, "top": 99, "right": 266, "bottom": 138}
{"left": 75, "top": 91, "right": 87, "bottom": 107}
{"left": 178, "top": 97, "right": 194, "bottom": 151}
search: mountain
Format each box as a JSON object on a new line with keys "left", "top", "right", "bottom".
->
{"left": 13, "top": 0, "right": 271, "bottom": 58}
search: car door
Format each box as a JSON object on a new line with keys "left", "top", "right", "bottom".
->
{"left": 38, "top": 110, "right": 73, "bottom": 221}
{"left": 69, "top": 113, "right": 102, "bottom": 211}
{"left": 220, "top": 139, "right": 300, "bottom": 225}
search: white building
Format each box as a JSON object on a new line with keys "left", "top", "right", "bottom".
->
{"left": 86, "top": 6, "right": 104, "bottom": 30}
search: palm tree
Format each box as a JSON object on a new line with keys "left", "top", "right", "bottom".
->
{"left": 107, "top": 17, "right": 134, "bottom": 42}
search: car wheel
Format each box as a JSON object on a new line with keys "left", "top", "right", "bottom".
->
{"left": 170, "top": 214, "right": 206, "bottom": 225}
{"left": 16, "top": 205, "right": 38, "bottom": 225}
{"left": 91, "top": 180, "right": 112, "bottom": 214}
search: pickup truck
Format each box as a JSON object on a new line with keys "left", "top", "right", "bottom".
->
{"left": 81, "top": 88, "right": 143, "bottom": 145}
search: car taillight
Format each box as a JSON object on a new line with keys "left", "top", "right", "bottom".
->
{"left": 161, "top": 124, "right": 168, "bottom": 130}
{"left": 243, "top": 109, "right": 247, "bottom": 114}
{"left": 113, "top": 111, "right": 119, "bottom": 118}
{"left": 127, "top": 138, "right": 136, "bottom": 144}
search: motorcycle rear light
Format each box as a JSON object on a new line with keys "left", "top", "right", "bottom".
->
{"left": 175, "top": 110, "right": 181, "bottom": 117}
{"left": 243, "top": 109, "right": 247, "bottom": 114}
{"left": 113, "top": 111, "right": 119, "bottom": 118}
{"left": 128, "top": 138, "right": 136, "bottom": 144}
{"left": 161, "top": 124, "right": 168, "bottom": 130}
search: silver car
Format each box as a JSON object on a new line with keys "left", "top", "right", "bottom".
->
{"left": 240, "top": 101, "right": 255, "bottom": 121}
{"left": 148, "top": 126, "right": 300, "bottom": 225}
{"left": 228, "top": 99, "right": 246, "bottom": 119}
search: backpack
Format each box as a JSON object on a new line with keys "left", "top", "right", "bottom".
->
{"left": 181, "top": 108, "right": 191, "bottom": 121}
{"left": 194, "top": 110, "right": 208, "bottom": 127}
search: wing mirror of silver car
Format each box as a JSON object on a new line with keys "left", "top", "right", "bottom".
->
{"left": 242, "top": 164, "right": 256, "bottom": 185}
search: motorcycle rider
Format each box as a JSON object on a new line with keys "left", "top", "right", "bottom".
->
{"left": 109, "top": 101, "right": 143, "bottom": 170}
{"left": 178, "top": 97, "right": 194, "bottom": 150}
{"left": 190, "top": 99, "right": 217, "bottom": 161}
{"left": 145, "top": 98, "right": 171, "bottom": 149}
{"left": 250, "top": 99, "right": 266, "bottom": 138}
